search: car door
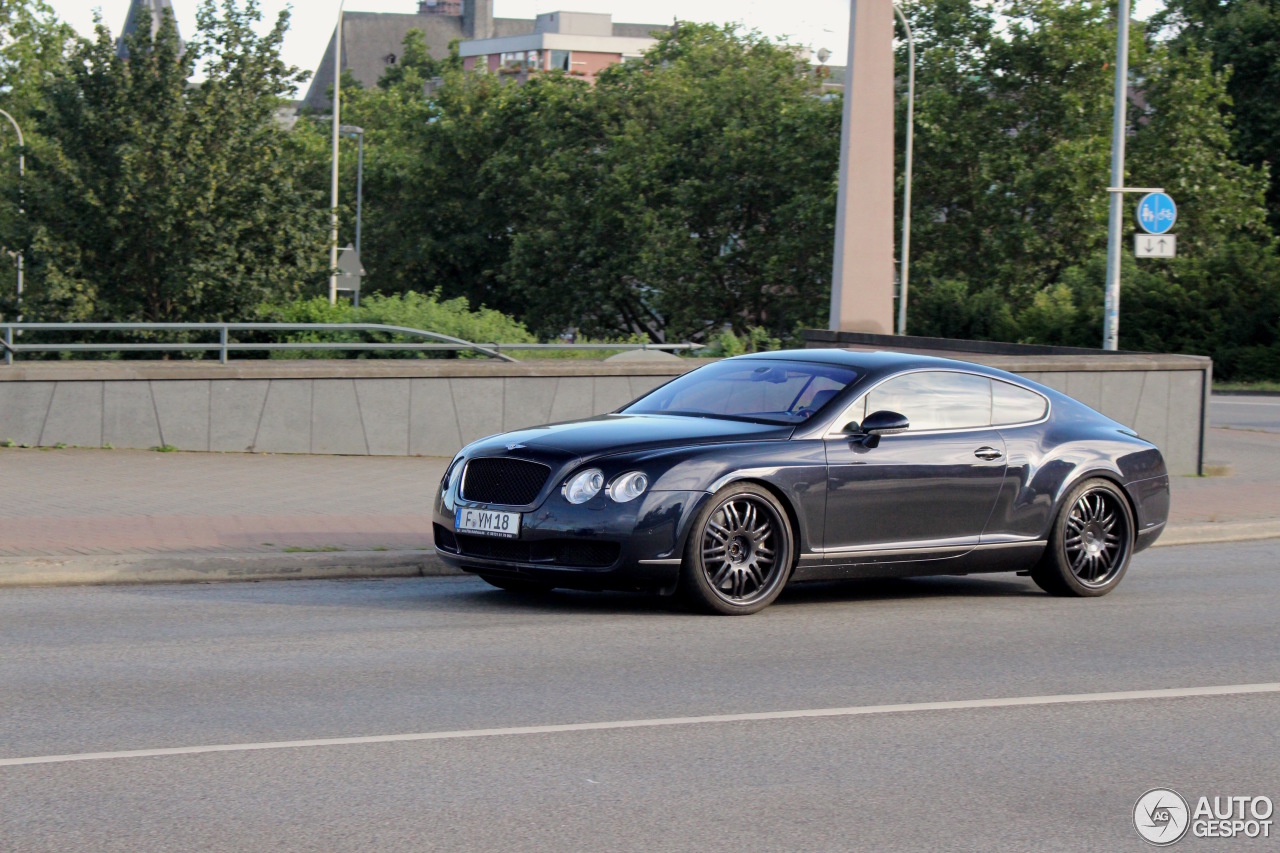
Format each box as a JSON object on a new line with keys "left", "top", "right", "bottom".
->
{"left": 822, "top": 370, "right": 1008, "bottom": 560}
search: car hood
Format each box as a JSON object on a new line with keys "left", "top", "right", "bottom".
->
{"left": 468, "top": 414, "right": 794, "bottom": 461}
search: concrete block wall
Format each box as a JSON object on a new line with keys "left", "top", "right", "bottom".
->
{"left": 0, "top": 362, "right": 688, "bottom": 458}
{"left": 0, "top": 346, "right": 1211, "bottom": 474}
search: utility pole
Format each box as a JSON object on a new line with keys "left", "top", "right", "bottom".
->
{"left": 893, "top": 4, "right": 915, "bottom": 337}
{"left": 1102, "top": 0, "right": 1131, "bottom": 351}
{"left": 328, "top": 2, "right": 344, "bottom": 306}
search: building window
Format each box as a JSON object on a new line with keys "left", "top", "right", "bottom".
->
{"left": 501, "top": 51, "right": 525, "bottom": 70}
{"left": 549, "top": 50, "right": 571, "bottom": 72}
{"left": 526, "top": 50, "right": 541, "bottom": 70}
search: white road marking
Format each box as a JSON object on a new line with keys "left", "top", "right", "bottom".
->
{"left": 2, "top": 683, "right": 1276, "bottom": 768}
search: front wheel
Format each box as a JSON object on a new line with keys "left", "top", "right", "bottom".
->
{"left": 677, "top": 483, "right": 795, "bottom": 615}
{"left": 1031, "top": 478, "right": 1135, "bottom": 597}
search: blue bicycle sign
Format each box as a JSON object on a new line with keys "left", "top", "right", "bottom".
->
{"left": 1136, "top": 192, "right": 1177, "bottom": 235}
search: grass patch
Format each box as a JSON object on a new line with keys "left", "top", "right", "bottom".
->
{"left": 282, "top": 546, "right": 345, "bottom": 553}
{"left": 1215, "top": 381, "right": 1280, "bottom": 393}
{"left": 152, "top": 444, "right": 180, "bottom": 452}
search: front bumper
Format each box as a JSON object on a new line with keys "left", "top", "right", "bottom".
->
{"left": 433, "top": 488, "right": 706, "bottom": 593}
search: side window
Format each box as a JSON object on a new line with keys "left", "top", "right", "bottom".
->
{"left": 864, "top": 371, "right": 992, "bottom": 431}
{"left": 992, "top": 380, "right": 1048, "bottom": 425}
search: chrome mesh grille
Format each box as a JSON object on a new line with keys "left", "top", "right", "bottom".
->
{"left": 460, "top": 457, "right": 550, "bottom": 506}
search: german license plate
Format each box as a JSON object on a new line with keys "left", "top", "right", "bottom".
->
{"left": 455, "top": 507, "right": 521, "bottom": 539}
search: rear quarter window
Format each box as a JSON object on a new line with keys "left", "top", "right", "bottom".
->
{"left": 992, "top": 380, "right": 1049, "bottom": 425}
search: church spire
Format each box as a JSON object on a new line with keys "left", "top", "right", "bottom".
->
{"left": 116, "top": 0, "right": 184, "bottom": 59}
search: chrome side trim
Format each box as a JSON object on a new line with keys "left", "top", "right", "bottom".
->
{"left": 812, "top": 539, "right": 1046, "bottom": 559}
{"left": 972, "top": 540, "right": 1047, "bottom": 550}
{"left": 797, "top": 553, "right": 826, "bottom": 563}
{"left": 637, "top": 558, "right": 683, "bottom": 566}
{"left": 978, "top": 534, "right": 1048, "bottom": 545}
{"left": 816, "top": 536, "right": 977, "bottom": 556}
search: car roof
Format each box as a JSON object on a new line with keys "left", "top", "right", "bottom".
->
{"left": 736, "top": 348, "right": 977, "bottom": 373}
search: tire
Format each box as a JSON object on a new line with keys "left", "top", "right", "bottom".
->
{"left": 478, "top": 574, "right": 556, "bottom": 595}
{"left": 1031, "top": 478, "right": 1135, "bottom": 597}
{"left": 677, "top": 483, "right": 795, "bottom": 615}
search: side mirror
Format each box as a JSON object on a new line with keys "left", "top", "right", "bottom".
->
{"left": 845, "top": 410, "right": 909, "bottom": 448}
{"left": 862, "top": 410, "right": 910, "bottom": 436}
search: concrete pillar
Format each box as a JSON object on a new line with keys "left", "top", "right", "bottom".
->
{"left": 829, "top": 0, "right": 896, "bottom": 334}
{"left": 464, "top": 0, "right": 493, "bottom": 39}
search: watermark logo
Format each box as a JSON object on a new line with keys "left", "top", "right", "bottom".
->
{"left": 1134, "top": 789, "right": 1274, "bottom": 845}
{"left": 1134, "top": 788, "right": 1191, "bottom": 846}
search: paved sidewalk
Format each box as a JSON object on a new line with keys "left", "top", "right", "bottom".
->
{"left": 1, "top": 424, "right": 1276, "bottom": 585}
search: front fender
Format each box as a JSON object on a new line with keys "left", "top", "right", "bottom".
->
{"left": 631, "top": 440, "right": 827, "bottom": 558}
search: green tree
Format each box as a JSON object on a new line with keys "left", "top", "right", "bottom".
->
{"left": 503, "top": 24, "right": 840, "bottom": 341}
{"left": 899, "top": 0, "right": 1279, "bottom": 377}
{"left": 0, "top": 0, "right": 71, "bottom": 309}
{"left": 1158, "top": 0, "right": 1280, "bottom": 230}
{"left": 309, "top": 24, "right": 838, "bottom": 342}
{"left": 20, "top": 0, "right": 328, "bottom": 324}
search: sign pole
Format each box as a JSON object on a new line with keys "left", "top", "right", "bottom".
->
{"left": 328, "top": 2, "right": 344, "bottom": 306}
{"left": 1102, "top": 0, "right": 1131, "bottom": 351}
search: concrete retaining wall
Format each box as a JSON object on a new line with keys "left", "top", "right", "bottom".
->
{"left": 0, "top": 338, "right": 1211, "bottom": 475}
{"left": 0, "top": 360, "right": 693, "bottom": 458}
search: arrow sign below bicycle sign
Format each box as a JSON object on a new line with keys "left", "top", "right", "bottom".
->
{"left": 1136, "top": 192, "right": 1177, "bottom": 235}
{"left": 1135, "top": 234, "right": 1176, "bottom": 258}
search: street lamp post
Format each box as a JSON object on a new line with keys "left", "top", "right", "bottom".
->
{"left": 0, "top": 108, "right": 25, "bottom": 314}
{"left": 328, "top": 1, "right": 344, "bottom": 306}
{"left": 339, "top": 124, "right": 364, "bottom": 307}
{"left": 1102, "top": 0, "right": 1131, "bottom": 350}
{"left": 893, "top": 3, "right": 915, "bottom": 337}
{"left": 340, "top": 125, "right": 364, "bottom": 257}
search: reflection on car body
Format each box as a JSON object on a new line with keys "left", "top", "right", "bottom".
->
{"left": 433, "top": 350, "right": 1170, "bottom": 614}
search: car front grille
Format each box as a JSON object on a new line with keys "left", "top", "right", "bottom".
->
{"left": 454, "top": 534, "right": 621, "bottom": 568}
{"left": 460, "top": 457, "right": 551, "bottom": 506}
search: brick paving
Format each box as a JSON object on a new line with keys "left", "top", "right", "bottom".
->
{"left": 0, "top": 428, "right": 1274, "bottom": 559}
{"left": 0, "top": 448, "right": 447, "bottom": 557}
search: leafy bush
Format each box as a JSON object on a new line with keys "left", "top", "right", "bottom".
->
{"left": 256, "top": 291, "right": 535, "bottom": 358}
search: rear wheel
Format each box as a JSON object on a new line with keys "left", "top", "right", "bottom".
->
{"left": 478, "top": 575, "right": 556, "bottom": 595}
{"left": 678, "top": 483, "right": 794, "bottom": 615}
{"left": 1031, "top": 478, "right": 1135, "bottom": 597}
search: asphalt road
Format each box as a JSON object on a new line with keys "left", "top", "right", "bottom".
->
{"left": 3, "top": 541, "right": 1279, "bottom": 852}
{"left": 1212, "top": 394, "right": 1280, "bottom": 432}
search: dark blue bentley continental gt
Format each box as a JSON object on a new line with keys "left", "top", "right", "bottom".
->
{"left": 432, "top": 349, "right": 1171, "bottom": 614}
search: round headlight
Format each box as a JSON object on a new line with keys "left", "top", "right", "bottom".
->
{"left": 563, "top": 468, "right": 605, "bottom": 504}
{"left": 608, "top": 471, "right": 649, "bottom": 503}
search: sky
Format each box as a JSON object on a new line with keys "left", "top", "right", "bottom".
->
{"left": 52, "top": 0, "right": 1165, "bottom": 94}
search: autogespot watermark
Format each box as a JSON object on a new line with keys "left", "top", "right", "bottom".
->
{"left": 1134, "top": 788, "right": 1274, "bottom": 846}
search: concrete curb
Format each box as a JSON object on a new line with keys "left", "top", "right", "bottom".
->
{"left": 1151, "top": 520, "right": 1280, "bottom": 548}
{"left": 1, "top": 521, "right": 1278, "bottom": 588}
{"left": 0, "top": 550, "right": 464, "bottom": 588}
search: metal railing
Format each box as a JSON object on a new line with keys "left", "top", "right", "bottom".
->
{"left": 0, "top": 323, "right": 704, "bottom": 365}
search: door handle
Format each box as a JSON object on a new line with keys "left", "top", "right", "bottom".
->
{"left": 974, "top": 446, "right": 1003, "bottom": 461}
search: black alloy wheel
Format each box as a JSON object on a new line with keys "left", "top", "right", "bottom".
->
{"left": 679, "top": 483, "right": 794, "bottom": 615}
{"left": 1031, "top": 478, "right": 1135, "bottom": 597}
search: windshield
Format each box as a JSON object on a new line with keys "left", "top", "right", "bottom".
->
{"left": 624, "top": 359, "right": 859, "bottom": 425}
